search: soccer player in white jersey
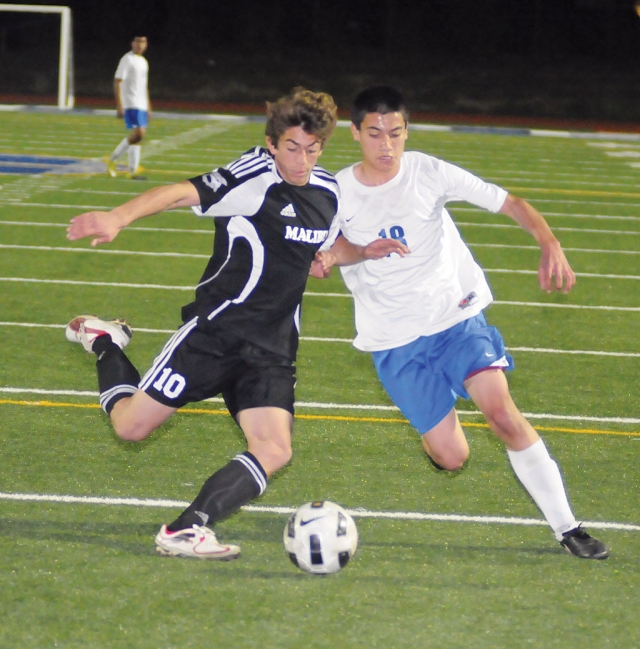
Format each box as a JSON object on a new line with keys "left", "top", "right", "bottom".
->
{"left": 314, "top": 86, "right": 609, "bottom": 560}
{"left": 105, "top": 35, "right": 150, "bottom": 179}
{"left": 65, "top": 88, "right": 396, "bottom": 560}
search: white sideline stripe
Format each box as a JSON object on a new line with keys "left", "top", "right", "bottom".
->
{"left": 1, "top": 278, "right": 640, "bottom": 312}
{"left": 0, "top": 492, "right": 637, "bottom": 532}
{"left": 2, "top": 387, "right": 640, "bottom": 424}
{"left": 2, "top": 321, "right": 640, "bottom": 358}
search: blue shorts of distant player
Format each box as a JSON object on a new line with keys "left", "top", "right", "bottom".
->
{"left": 372, "top": 312, "right": 514, "bottom": 434}
{"left": 123, "top": 109, "right": 148, "bottom": 129}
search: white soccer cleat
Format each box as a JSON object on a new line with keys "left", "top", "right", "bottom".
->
{"left": 65, "top": 315, "right": 133, "bottom": 353}
{"left": 154, "top": 524, "right": 241, "bottom": 560}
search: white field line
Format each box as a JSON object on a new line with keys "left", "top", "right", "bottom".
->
{"left": 0, "top": 202, "right": 112, "bottom": 209}
{"left": 2, "top": 208, "right": 640, "bottom": 236}
{"left": 0, "top": 121, "right": 238, "bottom": 201}
{"left": 1, "top": 321, "right": 639, "bottom": 358}
{"left": 18, "top": 190, "right": 640, "bottom": 209}
{"left": 0, "top": 205, "right": 193, "bottom": 215}
{"left": 487, "top": 268, "right": 640, "bottom": 281}
{"left": 1, "top": 277, "right": 639, "bottom": 312}
{"left": 0, "top": 491, "right": 637, "bottom": 532}
{"left": 588, "top": 142, "right": 640, "bottom": 149}
{"left": 2, "top": 228, "right": 639, "bottom": 257}
{"left": 528, "top": 199, "right": 640, "bottom": 208}
{"left": 453, "top": 207, "right": 640, "bottom": 223}
{"left": 2, "top": 386, "right": 640, "bottom": 425}
{"left": 4, "top": 215, "right": 640, "bottom": 242}
{"left": 0, "top": 244, "right": 209, "bottom": 259}
{"left": 484, "top": 178, "right": 636, "bottom": 189}
{"left": 456, "top": 221, "right": 640, "bottom": 236}
{"left": 470, "top": 243, "right": 640, "bottom": 256}
{"left": 3, "top": 105, "right": 640, "bottom": 143}
{"left": 3, "top": 269, "right": 640, "bottom": 285}
{"left": 0, "top": 220, "right": 212, "bottom": 235}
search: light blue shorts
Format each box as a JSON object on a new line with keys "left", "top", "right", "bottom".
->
{"left": 372, "top": 313, "right": 514, "bottom": 434}
{"left": 124, "top": 109, "right": 148, "bottom": 129}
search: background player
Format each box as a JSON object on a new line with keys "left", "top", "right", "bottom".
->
{"left": 66, "top": 88, "right": 398, "bottom": 560}
{"left": 105, "top": 35, "right": 150, "bottom": 179}
{"left": 313, "top": 85, "right": 609, "bottom": 560}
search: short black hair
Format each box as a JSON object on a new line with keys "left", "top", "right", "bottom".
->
{"left": 351, "top": 86, "right": 409, "bottom": 129}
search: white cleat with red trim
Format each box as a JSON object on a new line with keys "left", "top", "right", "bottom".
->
{"left": 65, "top": 315, "right": 132, "bottom": 353}
{"left": 154, "top": 524, "right": 241, "bottom": 560}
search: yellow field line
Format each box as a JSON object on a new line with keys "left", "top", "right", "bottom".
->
{"left": 1, "top": 398, "right": 638, "bottom": 437}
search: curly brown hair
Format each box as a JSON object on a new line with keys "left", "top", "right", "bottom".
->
{"left": 265, "top": 87, "right": 338, "bottom": 148}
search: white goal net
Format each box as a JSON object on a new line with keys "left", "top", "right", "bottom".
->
{"left": 0, "top": 3, "right": 74, "bottom": 109}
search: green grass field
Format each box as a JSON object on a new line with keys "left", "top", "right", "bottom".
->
{"left": 0, "top": 109, "right": 639, "bottom": 649}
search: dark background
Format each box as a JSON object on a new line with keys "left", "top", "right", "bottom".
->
{"left": 2, "top": 0, "right": 640, "bottom": 125}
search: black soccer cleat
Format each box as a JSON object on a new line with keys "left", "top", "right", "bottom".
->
{"left": 560, "top": 525, "right": 609, "bottom": 560}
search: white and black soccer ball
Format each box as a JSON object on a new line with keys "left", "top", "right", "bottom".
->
{"left": 284, "top": 501, "right": 358, "bottom": 574}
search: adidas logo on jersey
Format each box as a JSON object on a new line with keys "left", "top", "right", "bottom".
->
{"left": 280, "top": 203, "right": 297, "bottom": 218}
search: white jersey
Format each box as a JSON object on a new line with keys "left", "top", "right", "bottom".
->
{"left": 335, "top": 150, "right": 508, "bottom": 352}
{"left": 114, "top": 51, "right": 149, "bottom": 110}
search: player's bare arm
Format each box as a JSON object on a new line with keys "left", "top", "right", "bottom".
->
{"left": 310, "top": 235, "right": 409, "bottom": 279}
{"left": 67, "top": 181, "right": 199, "bottom": 247}
{"left": 114, "top": 78, "right": 124, "bottom": 117}
{"left": 499, "top": 193, "right": 576, "bottom": 294}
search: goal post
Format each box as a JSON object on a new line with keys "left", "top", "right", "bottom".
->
{"left": 0, "top": 3, "right": 74, "bottom": 109}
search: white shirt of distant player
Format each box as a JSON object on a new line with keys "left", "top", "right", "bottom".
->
{"left": 114, "top": 51, "right": 149, "bottom": 110}
{"left": 336, "top": 150, "right": 508, "bottom": 352}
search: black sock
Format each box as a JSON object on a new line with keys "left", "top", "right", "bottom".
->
{"left": 93, "top": 335, "right": 140, "bottom": 414}
{"left": 167, "top": 452, "right": 267, "bottom": 531}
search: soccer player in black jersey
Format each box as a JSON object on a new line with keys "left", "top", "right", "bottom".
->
{"left": 66, "top": 88, "right": 402, "bottom": 559}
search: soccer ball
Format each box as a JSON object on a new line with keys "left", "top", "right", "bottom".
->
{"left": 284, "top": 501, "right": 358, "bottom": 574}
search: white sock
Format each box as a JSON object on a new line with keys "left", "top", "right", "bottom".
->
{"left": 128, "top": 145, "right": 141, "bottom": 173}
{"left": 507, "top": 439, "right": 578, "bottom": 540}
{"left": 111, "top": 137, "right": 129, "bottom": 161}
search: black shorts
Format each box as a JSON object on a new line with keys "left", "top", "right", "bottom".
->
{"left": 138, "top": 318, "right": 296, "bottom": 417}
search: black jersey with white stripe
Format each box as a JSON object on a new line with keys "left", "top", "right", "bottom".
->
{"left": 183, "top": 147, "right": 339, "bottom": 360}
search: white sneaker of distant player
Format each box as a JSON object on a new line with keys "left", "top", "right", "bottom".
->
{"left": 280, "top": 203, "right": 297, "bottom": 217}
{"left": 154, "top": 524, "right": 241, "bottom": 560}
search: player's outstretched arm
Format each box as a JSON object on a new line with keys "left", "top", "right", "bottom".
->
{"left": 66, "top": 181, "right": 200, "bottom": 247}
{"left": 310, "top": 235, "right": 409, "bottom": 278}
{"left": 499, "top": 193, "right": 576, "bottom": 294}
